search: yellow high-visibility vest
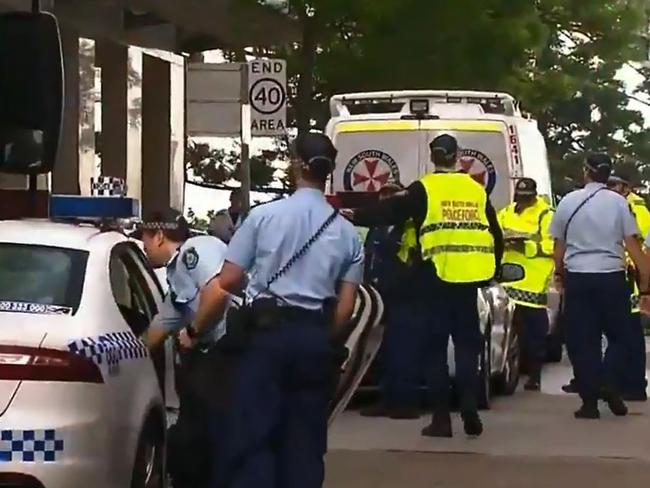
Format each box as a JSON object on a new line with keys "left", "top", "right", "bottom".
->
{"left": 497, "top": 198, "right": 554, "bottom": 308}
{"left": 626, "top": 192, "right": 650, "bottom": 313}
{"left": 397, "top": 219, "right": 419, "bottom": 266}
{"left": 419, "top": 173, "right": 495, "bottom": 283}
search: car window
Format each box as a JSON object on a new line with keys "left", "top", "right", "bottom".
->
{"left": 109, "top": 245, "right": 158, "bottom": 336}
{"left": 0, "top": 243, "right": 88, "bottom": 313}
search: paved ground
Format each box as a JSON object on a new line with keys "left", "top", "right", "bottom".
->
{"left": 325, "top": 347, "right": 650, "bottom": 487}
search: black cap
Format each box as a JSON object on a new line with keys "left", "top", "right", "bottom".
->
{"left": 608, "top": 168, "right": 635, "bottom": 186}
{"left": 514, "top": 178, "right": 537, "bottom": 197}
{"left": 294, "top": 132, "right": 337, "bottom": 171}
{"left": 584, "top": 153, "right": 612, "bottom": 174}
{"left": 429, "top": 134, "right": 458, "bottom": 157}
{"left": 130, "top": 208, "right": 189, "bottom": 241}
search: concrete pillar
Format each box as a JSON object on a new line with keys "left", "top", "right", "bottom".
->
{"left": 141, "top": 54, "right": 171, "bottom": 215}
{"left": 52, "top": 25, "right": 80, "bottom": 194}
{"left": 96, "top": 40, "right": 128, "bottom": 181}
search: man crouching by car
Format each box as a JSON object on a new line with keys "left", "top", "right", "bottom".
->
{"left": 133, "top": 209, "right": 234, "bottom": 488}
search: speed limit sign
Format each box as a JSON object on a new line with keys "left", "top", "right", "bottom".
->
{"left": 248, "top": 59, "right": 287, "bottom": 136}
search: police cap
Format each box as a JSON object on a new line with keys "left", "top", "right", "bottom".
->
{"left": 294, "top": 132, "right": 337, "bottom": 175}
{"left": 429, "top": 134, "right": 458, "bottom": 158}
{"left": 514, "top": 177, "right": 537, "bottom": 197}
{"left": 608, "top": 167, "right": 635, "bottom": 187}
{"left": 131, "top": 208, "right": 190, "bottom": 241}
{"left": 584, "top": 153, "right": 612, "bottom": 175}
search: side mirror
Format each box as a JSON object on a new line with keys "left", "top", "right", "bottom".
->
{"left": 498, "top": 263, "right": 525, "bottom": 283}
{"left": 0, "top": 12, "right": 63, "bottom": 174}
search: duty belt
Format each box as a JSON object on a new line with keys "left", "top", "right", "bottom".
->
{"left": 505, "top": 287, "right": 548, "bottom": 306}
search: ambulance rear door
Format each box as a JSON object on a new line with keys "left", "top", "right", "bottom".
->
{"left": 330, "top": 119, "right": 427, "bottom": 193}
{"left": 420, "top": 119, "right": 514, "bottom": 212}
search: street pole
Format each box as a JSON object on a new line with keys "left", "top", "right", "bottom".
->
{"left": 240, "top": 63, "right": 251, "bottom": 215}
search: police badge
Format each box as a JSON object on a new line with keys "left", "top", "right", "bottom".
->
{"left": 182, "top": 247, "right": 199, "bottom": 270}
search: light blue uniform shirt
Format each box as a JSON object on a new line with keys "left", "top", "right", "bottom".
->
{"left": 155, "top": 235, "right": 230, "bottom": 344}
{"left": 226, "top": 188, "right": 364, "bottom": 310}
{"left": 550, "top": 182, "right": 639, "bottom": 273}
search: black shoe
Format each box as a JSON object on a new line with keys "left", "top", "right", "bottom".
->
{"left": 574, "top": 404, "right": 600, "bottom": 419}
{"left": 461, "top": 411, "right": 483, "bottom": 437}
{"left": 421, "top": 412, "right": 452, "bottom": 438}
{"left": 524, "top": 379, "right": 541, "bottom": 391}
{"left": 602, "top": 392, "right": 628, "bottom": 416}
{"left": 562, "top": 379, "right": 578, "bottom": 394}
{"left": 622, "top": 392, "right": 648, "bottom": 402}
{"left": 360, "top": 403, "right": 389, "bottom": 418}
{"left": 388, "top": 407, "right": 421, "bottom": 420}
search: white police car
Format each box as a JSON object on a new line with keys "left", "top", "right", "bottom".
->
{"left": 0, "top": 195, "right": 167, "bottom": 488}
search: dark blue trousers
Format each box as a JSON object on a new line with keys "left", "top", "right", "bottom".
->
{"left": 423, "top": 285, "right": 482, "bottom": 412}
{"left": 618, "top": 312, "right": 647, "bottom": 396}
{"left": 379, "top": 297, "right": 427, "bottom": 409}
{"left": 564, "top": 272, "right": 632, "bottom": 402}
{"left": 216, "top": 313, "right": 331, "bottom": 488}
{"left": 514, "top": 305, "right": 549, "bottom": 374}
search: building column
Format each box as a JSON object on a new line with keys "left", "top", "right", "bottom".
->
{"left": 52, "top": 24, "right": 80, "bottom": 194}
{"left": 141, "top": 54, "right": 171, "bottom": 215}
{"left": 96, "top": 40, "right": 128, "bottom": 181}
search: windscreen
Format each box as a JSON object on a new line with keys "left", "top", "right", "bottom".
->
{"left": 0, "top": 244, "right": 88, "bottom": 314}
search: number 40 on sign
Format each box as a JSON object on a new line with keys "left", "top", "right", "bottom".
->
{"left": 248, "top": 59, "right": 287, "bottom": 136}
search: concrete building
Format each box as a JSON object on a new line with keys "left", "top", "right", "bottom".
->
{"left": 0, "top": 0, "right": 297, "bottom": 214}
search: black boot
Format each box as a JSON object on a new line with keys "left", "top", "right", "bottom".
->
{"left": 602, "top": 390, "right": 628, "bottom": 417}
{"left": 524, "top": 361, "right": 541, "bottom": 391}
{"left": 574, "top": 398, "right": 600, "bottom": 419}
{"left": 421, "top": 411, "right": 452, "bottom": 438}
{"left": 461, "top": 411, "right": 483, "bottom": 437}
{"left": 562, "top": 378, "right": 578, "bottom": 393}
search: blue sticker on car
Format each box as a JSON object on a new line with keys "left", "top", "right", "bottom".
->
{"left": 68, "top": 331, "right": 149, "bottom": 377}
{"left": 0, "top": 430, "right": 63, "bottom": 463}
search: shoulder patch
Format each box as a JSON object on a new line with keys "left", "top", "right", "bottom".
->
{"left": 182, "top": 247, "right": 199, "bottom": 270}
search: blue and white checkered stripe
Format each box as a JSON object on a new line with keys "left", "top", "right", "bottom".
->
{"left": 68, "top": 331, "right": 148, "bottom": 370}
{"left": 0, "top": 430, "right": 63, "bottom": 462}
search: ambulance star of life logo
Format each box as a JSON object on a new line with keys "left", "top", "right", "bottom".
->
{"left": 456, "top": 149, "right": 497, "bottom": 194}
{"left": 343, "top": 150, "right": 401, "bottom": 191}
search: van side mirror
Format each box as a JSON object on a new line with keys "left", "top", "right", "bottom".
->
{"left": 0, "top": 12, "right": 63, "bottom": 174}
{"left": 498, "top": 263, "right": 525, "bottom": 283}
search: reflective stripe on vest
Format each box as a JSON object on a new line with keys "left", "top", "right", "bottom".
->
{"left": 419, "top": 173, "right": 495, "bottom": 283}
{"left": 505, "top": 287, "right": 548, "bottom": 307}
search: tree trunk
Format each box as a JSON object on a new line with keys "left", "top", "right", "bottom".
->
{"left": 295, "top": 14, "right": 317, "bottom": 135}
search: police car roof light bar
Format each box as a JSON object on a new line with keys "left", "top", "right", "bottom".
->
{"left": 330, "top": 90, "right": 519, "bottom": 118}
{"left": 49, "top": 195, "right": 140, "bottom": 221}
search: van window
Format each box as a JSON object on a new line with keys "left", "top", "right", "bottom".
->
{"left": 0, "top": 244, "right": 88, "bottom": 313}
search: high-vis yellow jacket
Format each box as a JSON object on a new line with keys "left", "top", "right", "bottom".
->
{"left": 626, "top": 192, "right": 650, "bottom": 312}
{"left": 498, "top": 198, "right": 554, "bottom": 308}
{"left": 419, "top": 173, "right": 495, "bottom": 283}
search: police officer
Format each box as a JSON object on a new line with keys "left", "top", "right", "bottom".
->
{"left": 608, "top": 169, "right": 649, "bottom": 401}
{"left": 346, "top": 134, "right": 503, "bottom": 438}
{"left": 360, "top": 182, "right": 426, "bottom": 419}
{"left": 550, "top": 154, "right": 650, "bottom": 419}
{"left": 498, "top": 178, "right": 554, "bottom": 391}
{"left": 134, "top": 209, "right": 232, "bottom": 487}
{"left": 201, "top": 132, "right": 363, "bottom": 488}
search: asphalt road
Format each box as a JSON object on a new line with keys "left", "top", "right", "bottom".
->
{"left": 325, "top": 346, "right": 650, "bottom": 487}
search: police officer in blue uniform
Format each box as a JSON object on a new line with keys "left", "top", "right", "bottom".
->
{"left": 550, "top": 154, "right": 650, "bottom": 419}
{"left": 134, "top": 209, "right": 232, "bottom": 488}
{"left": 205, "top": 132, "right": 363, "bottom": 488}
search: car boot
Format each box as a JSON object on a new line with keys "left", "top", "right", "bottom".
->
{"left": 421, "top": 410, "right": 452, "bottom": 438}
{"left": 461, "top": 411, "right": 483, "bottom": 437}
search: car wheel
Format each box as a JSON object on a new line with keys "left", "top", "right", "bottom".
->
{"left": 131, "top": 416, "right": 164, "bottom": 488}
{"left": 477, "top": 331, "right": 491, "bottom": 410}
{"left": 494, "top": 330, "right": 520, "bottom": 396}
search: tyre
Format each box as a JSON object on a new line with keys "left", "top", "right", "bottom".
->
{"left": 131, "top": 416, "right": 165, "bottom": 488}
{"left": 477, "top": 332, "right": 492, "bottom": 410}
{"left": 494, "top": 331, "right": 520, "bottom": 396}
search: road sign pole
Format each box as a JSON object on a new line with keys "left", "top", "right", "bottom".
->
{"left": 240, "top": 65, "right": 252, "bottom": 214}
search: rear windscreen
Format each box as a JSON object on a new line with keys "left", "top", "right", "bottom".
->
{"left": 0, "top": 244, "right": 88, "bottom": 313}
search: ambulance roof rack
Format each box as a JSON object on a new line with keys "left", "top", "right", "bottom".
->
{"left": 330, "top": 90, "right": 521, "bottom": 118}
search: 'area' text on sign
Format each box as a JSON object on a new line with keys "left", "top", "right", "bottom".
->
{"left": 248, "top": 59, "right": 287, "bottom": 136}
